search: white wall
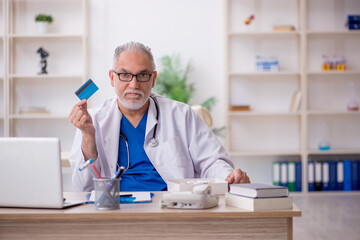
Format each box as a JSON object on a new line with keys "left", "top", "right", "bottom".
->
{"left": 87, "top": 0, "right": 226, "bottom": 130}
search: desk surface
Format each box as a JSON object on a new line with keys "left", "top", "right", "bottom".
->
{"left": 0, "top": 192, "right": 301, "bottom": 220}
{"left": 0, "top": 192, "right": 301, "bottom": 240}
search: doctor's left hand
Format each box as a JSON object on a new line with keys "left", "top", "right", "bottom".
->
{"left": 226, "top": 168, "right": 250, "bottom": 184}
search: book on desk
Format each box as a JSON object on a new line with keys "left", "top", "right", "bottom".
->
{"left": 225, "top": 183, "right": 292, "bottom": 211}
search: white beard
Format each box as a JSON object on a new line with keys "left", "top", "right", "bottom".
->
{"left": 117, "top": 89, "right": 149, "bottom": 110}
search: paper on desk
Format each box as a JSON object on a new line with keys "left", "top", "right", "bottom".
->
{"left": 88, "top": 191, "right": 152, "bottom": 203}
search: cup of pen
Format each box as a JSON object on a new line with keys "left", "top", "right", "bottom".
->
{"left": 94, "top": 177, "right": 120, "bottom": 210}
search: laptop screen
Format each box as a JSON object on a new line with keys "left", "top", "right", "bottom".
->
{"left": 0, "top": 137, "right": 65, "bottom": 208}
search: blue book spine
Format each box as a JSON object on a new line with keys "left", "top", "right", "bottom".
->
{"left": 295, "top": 161, "right": 302, "bottom": 192}
{"left": 343, "top": 160, "right": 352, "bottom": 191}
{"left": 308, "top": 161, "right": 315, "bottom": 192}
{"left": 329, "top": 161, "right": 337, "bottom": 191}
{"left": 351, "top": 161, "right": 359, "bottom": 190}
{"left": 322, "top": 161, "right": 331, "bottom": 191}
{"left": 358, "top": 160, "right": 360, "bottom": 190}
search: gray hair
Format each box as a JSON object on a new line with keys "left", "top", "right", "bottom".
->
{"left": 112, "top": 41, "right": 156, "bottom": 70}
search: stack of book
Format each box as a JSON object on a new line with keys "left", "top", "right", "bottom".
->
{"left": 225, "top": 183, "right": 292, "bottom": 211}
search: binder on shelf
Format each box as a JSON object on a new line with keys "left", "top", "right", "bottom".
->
{"left": 337, "top": 161, "right": 344, "bottom": 191}
{"left": 329, "top": 161, "right": 337, "bottom": 191}
{"left": 315, "top": 161, "right": 322, "bottom": 191}
{"left": 287, "top": 162, "right": 296, "bottom": 192}
{"left": 351, "top": 161, "right": 359, "bottom": 190}
{"left": 308, "top": 161, "right": 315, "bottom": 192}
{"left": 295, "top": 161, "right": 302, "bottom": 192}
{"left": 272, "top": 161, "right": 281, "bottom": 186}
{"left": 280, "top": 162, "right": 288, "bottom": 187}
{"left": 322, "top": 161, "right": 330, "bottom": 191}
{"left": 343, "top": 160, "right": 352, "bottom": 191}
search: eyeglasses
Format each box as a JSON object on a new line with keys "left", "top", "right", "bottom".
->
{"left": 112, "top": 70, "right": 153, "bottom": 82}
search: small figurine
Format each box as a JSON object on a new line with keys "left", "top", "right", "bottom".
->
{"left": 244, "top": 14, "right": 255, "bottom": 25}
{"left": 37, "top": 47, "right": 49, "bottom": 74}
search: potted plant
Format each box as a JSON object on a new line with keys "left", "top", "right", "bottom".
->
{"left": 154, "top": 54, "right": 225, "bottom": 136}
{"left": 35, "top": 14, "right": 53, "bottom": 34}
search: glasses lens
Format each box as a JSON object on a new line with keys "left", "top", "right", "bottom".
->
{"left": 119, "top": 73, "right": 132, "bottom": 81}
{"left": 137, "top": 74, "right": 151, "bottom": 82}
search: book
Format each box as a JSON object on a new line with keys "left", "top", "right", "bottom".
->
{"left": 273, "top": 25, "right": 295, "bottom": 32}
{"left": 229, "top": 105, "right": 251, "bottom": 111}
{"left": 225, "top": 193, "right": 293, "bottom": 211}
{"left": 229, "top": 183, "right": 289, "bottom": 198}
{"left": 88, "top": 191, "right": 152, "bottom": 203}
{"left": 289, "top": 91, "right": 301, "bottom": 112}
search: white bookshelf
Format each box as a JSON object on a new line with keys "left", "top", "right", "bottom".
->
{"left": 0, "top": 0, "right": 5, "bottom": 137}
{"left": 2, "top": 0, "right": 88, "bottom": 157}
{"left": 225, "top": 0, "right": 360, "bottom": 192}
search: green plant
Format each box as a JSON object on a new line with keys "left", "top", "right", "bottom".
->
{"left": 154, "top": 54, "right": 224, "bottom": 136}
{"left": 35, "top": 14, "right": 53, "bottom": 23}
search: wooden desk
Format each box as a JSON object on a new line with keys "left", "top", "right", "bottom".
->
{"left": 0, "top": 192, "right": 301, "bottom": 240}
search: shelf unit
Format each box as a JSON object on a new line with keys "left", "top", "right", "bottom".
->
{"left": 225, "top": 0, "right": 360, "bottom": 192}
{"left": 2, "top": 0, "right": 88, "bottom": 158}
{"left": 0, "top": 0, "right": 5, "bottom": 137}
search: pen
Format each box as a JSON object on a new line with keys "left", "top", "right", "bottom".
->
{"left": 120, "top": 194, "right": 133, "bottom": 197}
{"left": 78, "top": 158, "right": 94, "bottom": 171}
{"left": 91, "top": 164, "right": 102, "bottom": 179}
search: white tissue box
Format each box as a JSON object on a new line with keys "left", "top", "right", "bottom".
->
{"left": 167, "top": 178, "right": 228, "bottom": 194}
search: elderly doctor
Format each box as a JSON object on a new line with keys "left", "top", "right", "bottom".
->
{"left": 69, "top": 41, "right": 250, "bottom": 192}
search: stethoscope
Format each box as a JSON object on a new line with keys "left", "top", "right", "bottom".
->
{"left": 119, "top": 95, "right": 159, "bottom": 170}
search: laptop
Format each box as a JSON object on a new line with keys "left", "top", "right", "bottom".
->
{"left": 0, "top": 137, "right": 85, "bottom": 208}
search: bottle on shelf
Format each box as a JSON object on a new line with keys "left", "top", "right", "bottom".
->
{"left": 318, "top": 122, "right": 331, "bottom": 151}
{"left": 347, "top": 81, "right": 359, "bottom": 111}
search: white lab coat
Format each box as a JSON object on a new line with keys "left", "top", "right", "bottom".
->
{"left": 70, "top": 93, "right": 234, "bottom": 191}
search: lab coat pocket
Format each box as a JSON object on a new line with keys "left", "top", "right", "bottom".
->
{"left": 160, "top": 137, "right": 188, "bottom": 168}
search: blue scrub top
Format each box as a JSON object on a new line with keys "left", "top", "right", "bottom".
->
{"left": 117, "top": 110, "right": 167, "bottom": 191}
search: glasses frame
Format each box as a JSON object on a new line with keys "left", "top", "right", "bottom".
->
{"left": 112, "top": 70, "right": 154, "bottom": 82}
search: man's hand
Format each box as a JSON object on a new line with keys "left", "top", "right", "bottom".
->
{"left": 226, "top": 168, "right": 250, "bottom": 184}
{"left": 69, "top": 100, "right": 95, "bottom": 135}
{"left": 69, "top": 100, "right": 98, "bottom": 160}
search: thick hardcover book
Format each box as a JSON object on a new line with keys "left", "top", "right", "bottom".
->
{"left": 225, "top": 193, "right": 293, "bottom": 211}
{"left": 229, "top": 183, "right": 289, "bottom": 198}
